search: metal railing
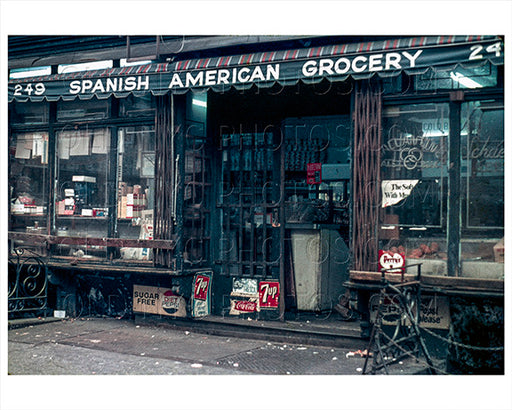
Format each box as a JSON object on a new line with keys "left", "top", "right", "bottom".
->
{"left": 8, "top": 247, "right": 48, "bottom": 317}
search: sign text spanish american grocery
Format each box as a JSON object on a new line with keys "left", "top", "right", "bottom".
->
{"left": 8, "top": 38, "right": 503, "bottom": 101}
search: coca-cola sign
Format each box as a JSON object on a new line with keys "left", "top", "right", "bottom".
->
{"left": 235, "top": 301, "right": 257, "bottom": 312}
{"left": 230, "top": 298, "right": 259, "bottom": 315}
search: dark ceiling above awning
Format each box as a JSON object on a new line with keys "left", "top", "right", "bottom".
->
{"left": 8, "top": 35, "right": 504, "bottom": 102}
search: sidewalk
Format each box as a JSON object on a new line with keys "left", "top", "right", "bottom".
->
{"left": 134, "top": 311, "right": 363, "bottom": 349}
{"left": 7, "top": 316, "right": 433, "bottom": 376}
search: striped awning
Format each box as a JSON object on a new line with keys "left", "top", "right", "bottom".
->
{"left": 8, "top": 35, "right": 504, "bottom": 102}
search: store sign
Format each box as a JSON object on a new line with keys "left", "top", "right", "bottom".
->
{"left": 381, "top": 134, "right": 444, "bottom": 170}
{"left": 230, "top": 278, "right": 260, "bottom": 315}
{"left": 378, "top": 250, "right": 406, "bottom": 274}
{"left": 259, "top": 281, "right": 280, "bottom": 309}
{"left": 307, "top": 163, "right": 322, "bottom": 185}
{"left": 133, "top": 284, "right": 186, "bottom": 317}
{"left": 369, "top": 294, "right": 450, "bottom": 329}
{"left": 9, "top": 38, "right": 503, "bottom": 101}
{"left": 369, "top": 293, "right": 404, "bottom": 325}
{"left": 230, "top": 298, "right": 259, "bottom": 315}
{"left": 381, "top": 179, "right": 418, "bottom": 208}
{"left": 191, "top": 272, "right": 212, "bottom": 318}
{"left": 231, "top": 278, "right": 258, "bottom": 296}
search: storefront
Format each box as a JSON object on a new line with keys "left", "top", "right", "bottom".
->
{"left": 8, "top": 36, "right": 504, "bottom": 329}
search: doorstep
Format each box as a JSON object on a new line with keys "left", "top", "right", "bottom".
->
{"left": 134, "top": 313, "right": 363, "bottom": 349}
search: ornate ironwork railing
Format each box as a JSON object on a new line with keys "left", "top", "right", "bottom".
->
{"left": 8, "top": 247, "right": 48, "bottom": 317}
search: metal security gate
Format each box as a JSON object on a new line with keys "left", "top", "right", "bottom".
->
{"left": 352, "top": 80, "right": 382, "bottom": 272}
{"left": 181, "top": 119, "right": 211, "bottom": 267}
{"left": 216, "top": 129, "right": 284, "bottom": 281}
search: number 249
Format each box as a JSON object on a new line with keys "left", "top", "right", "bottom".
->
{"left": 13, "top": 83, "right": 46, "bottom": 96}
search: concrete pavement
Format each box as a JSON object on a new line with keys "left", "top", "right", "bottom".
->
{"left": 7, "top": 317, "right": 430, "bottom": 376}
{"left": 6, "top": 317, "right": 510, "bottom": 410}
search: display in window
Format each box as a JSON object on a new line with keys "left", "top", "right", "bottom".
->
{"left": 117, "top": 126, "right": 155, "bottom": 261}
{"left": 10, "top": 132, "right": 48, "bottom": 220}
{"left": 56, "top": 128, "right": 109, "bottom": 220}
{"left": 283, "top": 116, "right": 350, "bottom": 226}
{"left": 117, "top": 183, "right": 148, "bottom": 219}
{"left": 381, "top": 179, "right": 419, "bottom": 208}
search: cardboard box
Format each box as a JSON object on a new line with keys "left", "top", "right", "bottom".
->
{"left": 118, "top": 182, "right": 127, "bottom": 196}
{"left": 493, "top": 238, "right": 504, "bottom": 263}
{"left": 126, "top": 204, "right": 134, "bottom": 218}
{"left": 81, "top": 209, "right": 93, "bottom": 217}
{"left": 118, "top": 196, "right": 128, "bottom": 219}
{"left": 93, "top": 208, "right": 107, "bottom": 217}
{"left": 57, "top": 200, "right": 65, "bottom": 215}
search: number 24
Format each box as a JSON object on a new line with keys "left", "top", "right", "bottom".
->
{"left": 469, "top": 42, "right": 502, "bottom": 60}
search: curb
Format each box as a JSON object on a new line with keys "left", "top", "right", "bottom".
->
{"left": 135, "top": 314, "right": 365, "bottom": 349}
{"left": 8, "top": 317, "right": 63, "bottom": 330}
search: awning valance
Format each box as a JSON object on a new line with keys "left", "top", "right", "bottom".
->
{"left": 8, "top": 35, "right": 504, "bottom": 102}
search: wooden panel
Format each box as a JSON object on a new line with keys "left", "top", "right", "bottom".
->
{"left": 9, "top": 232, "right": 175, "bottom": 249}
{"left": 349, "top": 270, "right": 504, "bottom": 292}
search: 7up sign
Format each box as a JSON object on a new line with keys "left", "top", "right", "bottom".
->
{"left": 259, "top": 281, "right": 280, "bottom": 309}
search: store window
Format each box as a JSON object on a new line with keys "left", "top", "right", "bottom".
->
{"left": 117, "top": 126, "right": 155, "bottom": 261}
{"left": 415, "top": 64, "right": 498, "bottom": 92}
{"left": 54, "top": 127, "right": 110, "bottom": 258}
{"left": 380, "top": 99, "right": 504, "bottom": 278}
{"left": 57, "top": 99, "right": 109, "bottom": 122}
{"left": 10, "top": 101, "right": 48, "bottom": 125}
{"left": 283, "top": 115, "right": 351, "bottom": 226}
{"left": 380, "top": 103, "right": 449, "bottom": 273}
{"left": 460, "top": 99, "right": 504, "bottom": 276}
{"left": 120, "top": 94, "right": 155, "bottom": 117}
{"left": 9, "top": 132, "right": 49, "bottom": 234}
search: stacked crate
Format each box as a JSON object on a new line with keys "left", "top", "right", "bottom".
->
{"left": 118, "top": 183, "right": 147, "bottom": 219}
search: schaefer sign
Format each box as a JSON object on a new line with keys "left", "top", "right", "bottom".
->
{"left": 9, "top": 36, "right": 503, "bottom": 101}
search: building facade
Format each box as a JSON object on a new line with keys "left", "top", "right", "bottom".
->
{"left": 8, "top": 36, "right": 504, "bottom": 344}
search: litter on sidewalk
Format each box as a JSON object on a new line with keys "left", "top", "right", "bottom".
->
{"left": 346, "top": 349, "right": 372, "bottom": 358}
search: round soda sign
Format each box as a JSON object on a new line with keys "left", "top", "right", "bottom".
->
{"left": 378, "top": 250, "right": 405, "bottom": 273}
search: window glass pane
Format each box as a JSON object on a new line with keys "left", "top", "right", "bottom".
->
{"left": 460, "top": 100, "right": 504, "bottom": 275}
{"left": 58, "top": 60, "right": 112, "bottom": 74}
{"left": 380, "top": 103, "right": 449, "bottom": 272}
{"left": 119, "top": 94, "right": 155, "bottom": 117}
{"left": 11, "top": 102, "right": 49, "bottom": 125}
{"left": 381, "top": 74, "right": 402, "bottom": 94}
{"left": 9, "top": 132, "right": 49, "bottom": 232}
{"left": 117, "top": 126, "right": 155, "bottom": 261}
{"left": 54, "top": 128, "right": 110, "bottom": 258}
{"left": 57, "top": 99, "right": 109, "bottom": 122}
{"left": 9, "top": 66, "right": 51, "bottom": 79}
{"left": 415, "top": 64, "right": 497, "bottom": 91}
